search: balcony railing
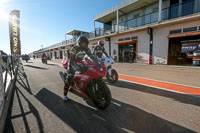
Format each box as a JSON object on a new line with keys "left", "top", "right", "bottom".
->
{"left": 117, "top": 11, "right": 159, "bottom": 32}
{"left": 162, "top": 0, "right": 200, "bottom": 20}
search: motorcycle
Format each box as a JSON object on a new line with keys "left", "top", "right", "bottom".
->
{"left": 99, "top": 56, "right": 118, "bottom": 83}
{"left": 59, "top": 55, "right": 111, "bottom": 109}
{"left": 42, "top": 57, "right": 47, "bottom": 64}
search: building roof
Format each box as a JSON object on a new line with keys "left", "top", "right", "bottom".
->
{"left": 66, "top": 29, "right": 88, "bottom": 35}
{"left": 94, "top": 0, "right": 158, "bottom": 23}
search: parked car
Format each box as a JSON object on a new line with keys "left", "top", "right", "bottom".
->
{"left": 21, "top": 55, "right": 30, "bottom": 62}
{"left": 193, "top": 50, "right": 200, "bottom": 56}
{"left": 193, "top": 50, "right": 200, "bottom": 66}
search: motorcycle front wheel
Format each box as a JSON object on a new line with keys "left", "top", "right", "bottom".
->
{"left": 92, "top": 81, "right": 111, "bottom": 110}
{"left": 106, "top": 69, "right": 118, "bottom": 83}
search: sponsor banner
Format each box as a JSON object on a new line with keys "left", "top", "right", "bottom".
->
{"left": 181, "top": 44, "right": 199, "bottom": 53}
{"left": 9, "top": 10, "right": 21, "bottom": 55}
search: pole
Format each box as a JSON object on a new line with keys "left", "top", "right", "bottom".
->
{"left": 158, "top": 0, "right": 162, "bottom": 22}
{"left": 148, "top": 27, "right": 153, "bottom": 64}
{"left": 94, "top": 20, "right": 96, "bottom": 37}
{"left": 117, "top": 9, "right": 119, "bottom": 33}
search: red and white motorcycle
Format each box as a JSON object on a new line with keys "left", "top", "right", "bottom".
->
{"left": 59, "top": 55, "right": 111, "bottom": 109}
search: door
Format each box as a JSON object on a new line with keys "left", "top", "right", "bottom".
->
{"left": 118, "top": 44, "right": 136, "bottom": 63}
{"left": 60, "top": 51, "right": 63, "bottom": 59}
{"left": 54, "top": 52, "right": 57, "bottom": 59}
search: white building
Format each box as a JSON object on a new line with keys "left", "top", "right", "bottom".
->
{"left": 36, "top": 0, "right": 200, "bottom": 65}
{"left": 90, "top": 0, "right": 200, "bottom": 65}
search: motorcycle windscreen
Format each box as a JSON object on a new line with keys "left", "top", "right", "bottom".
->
{"left": 88, "top": 55, "right": 102, "bottom": 69}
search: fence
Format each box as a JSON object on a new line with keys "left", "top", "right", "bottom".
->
{"left": 0, "top": 54, "right": 19, "bottom": 132}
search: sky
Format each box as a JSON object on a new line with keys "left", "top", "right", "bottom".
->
{"left": 0, "top": 0, "right": 124, "bottom": 54}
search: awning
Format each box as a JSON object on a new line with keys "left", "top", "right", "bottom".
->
{"left": 168, "top": 31, "right": 200, "bottom": 38}
{"left": 115, "top": 40, "right": 137, "bottom": 45}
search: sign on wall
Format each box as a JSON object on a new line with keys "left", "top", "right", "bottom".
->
{"left": 9, "top": 10, "right": 21, "bottom": 55}
{"left": 181, "top": 44, "right": 199, "bottom": 53}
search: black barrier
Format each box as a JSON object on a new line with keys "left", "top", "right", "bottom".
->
{"left": 0, "top": 54, "right": 19, "bottom": 132}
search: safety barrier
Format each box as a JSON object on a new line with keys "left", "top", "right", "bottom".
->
{"left": 0, "top": 54, "right": 19, "bottom": 133}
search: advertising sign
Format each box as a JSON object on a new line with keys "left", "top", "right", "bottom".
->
{"left": 9, "top": 10, "right": 21, "bottom": 55}
{"left": 181, "top": 44, "right": 199, "bottom": 53}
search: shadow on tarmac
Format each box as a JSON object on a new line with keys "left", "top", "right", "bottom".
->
{"left": 24, "top": 65, "right": 48, "bottom": 70}
{"left": 4, "top": 63, "right": 44, "bottom": 133}
{"left": 4, "top": 86, "right": 44, "bottom": 133}
{"left": 108, "top": 80, "right": 200, "bottom": 107}
{"left": 46, "top": 63, "right": 59, "bottom": 66}
{"left": 34, "top": 88, "right": 195, "bottom": 133}
{"left": 16, "top": 69, "right": 32, "bottom": 95}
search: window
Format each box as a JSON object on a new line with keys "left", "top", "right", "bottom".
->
{"left": 125, "top": 37, "right": 130, "bottom": 40}
{"left": 152, "top": 8, "right": 158, "bottom": 12}
{"left": 118, "top": 38, "right": 124, "bottom": 41}
{"left": 183, "top": 27, "right": 197, "bottom": 33}
{"left": 131, "top": 36, "right": 138, "bottom": 40}
{"left": 133, "top": 14, "right": 140, "bottom": 18}
{"left": 182, "top": 0, "right": 194, "bottom": 16}
{"left": 169, "top": 29, "right": 182, "bottom": 34}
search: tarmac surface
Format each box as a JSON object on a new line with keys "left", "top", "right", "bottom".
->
{"left": 4, "top": 59, "right": 200, "bottom": 133}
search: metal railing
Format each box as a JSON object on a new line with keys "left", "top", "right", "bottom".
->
{"left": 0, "top": 54, "right": 19, "bottom": 116}
{"left": 162, "top": 0, "right": 200, "bottom": 20}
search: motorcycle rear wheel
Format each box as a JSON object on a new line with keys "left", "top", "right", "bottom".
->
{"left": 92, "top": 81, "right": 111, "bottom": 110}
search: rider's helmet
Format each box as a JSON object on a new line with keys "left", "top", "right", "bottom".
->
{"left": 98, "top": 40, "right": 104, "bottom": 47}
{"left": 77, "top": 36, "right": 89, "bottom": 50}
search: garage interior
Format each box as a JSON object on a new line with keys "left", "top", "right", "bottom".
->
{"left": 116, "top": 40, "right": 138, "bottom": 63}
{"left": 168, "top": 34, "right": 200, "bottom": 65}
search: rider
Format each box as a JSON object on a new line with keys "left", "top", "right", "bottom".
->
{"left": 41, "top": 53, "right": 47, "bottom": 59}
{"left": 63, "top": 36, "right": 92, "bottom": 101}
{"left": 41, "top": 53, "right": 47, "bottom": 62}
{"left": 93, "top": 40, "right": 109, "bottom": 58}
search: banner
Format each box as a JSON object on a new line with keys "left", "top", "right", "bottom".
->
{"left": 181, "top": 44, "right": 199, "bottom": 53}
{"left": 9, "top": 10, "right": 21, "bottom": 55}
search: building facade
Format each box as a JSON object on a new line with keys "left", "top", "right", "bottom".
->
{"left": 34, "top": 0, "right": 200, "bottom": 65}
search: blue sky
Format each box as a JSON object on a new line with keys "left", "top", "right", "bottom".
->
{"left": 0, "top": 0, "right": 124, "bottom": 54}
